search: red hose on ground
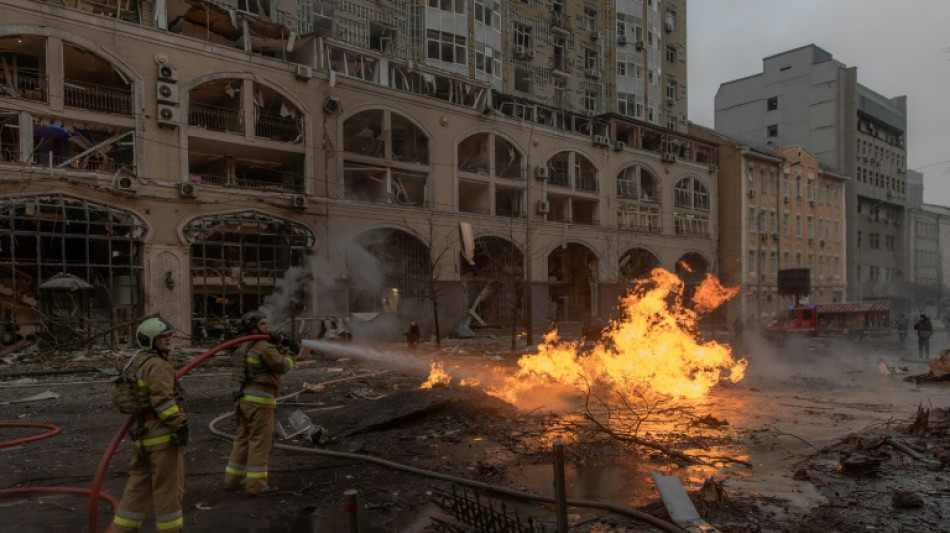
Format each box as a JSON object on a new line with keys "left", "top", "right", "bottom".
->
{"left": 0, "top": 422, "right": 61, "bottom": 448}
{"left": 87, "top": 335, "right": 268, "bottom": 533}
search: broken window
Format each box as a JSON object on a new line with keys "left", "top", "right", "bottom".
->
{"left": 0, "top": 194, "right": 147, "bottom": 348}
{"left": 184, "top": 212, "right": 314, "bottom": 341}
{"left": 673, "top": 176, "right": 711, "bottom": 237}
{"left": 63, "top": 43, "right": 132, "bottom": 116}
{"left": 188, "top": 146, "right": 305, "bottom": 193}
{"left": 342, "top": 109, "right": 430, "bottom": 206}
{"left": 31, "top": 115, "right": 135, "bottom": 173}
{"left": 547, "top": 244, "right": 598, "bottom": 322}
{"left": 494, "top": 187, "right": 522, "bottom": 218}
{"left": 346, "top": 228, "right": 430, "bottom": 315}
{"left": 620, "top": 248, "right": 660, "bottom": 281}
{"left": 0, "top": 36, "right": 48, "bottom": 103}
{"left": 460, "top": 237, "right": 523, "bottom": 326}
{"left": 189, "top": 79, "right": 244, "bottom": 134}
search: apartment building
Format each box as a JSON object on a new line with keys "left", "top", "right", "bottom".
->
{"left": 691, "top": 123, "right": 847, "bottom": 322}
{"left": 0, "top": 0, "right": 710, "bottom": 347}
{"left": 714, "top": 44, "right": 907, "bottom": 302}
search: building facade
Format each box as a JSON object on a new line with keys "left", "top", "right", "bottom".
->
{"left": 0, "top": 0, "right": 713, "bottom": 347}
{"left": 714, "top": 44, "right": 907, "bottom": 303}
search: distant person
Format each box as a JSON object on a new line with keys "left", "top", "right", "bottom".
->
{"left": 404, "top": 320, "right": 421, "bottom": 349}
{"left": 894, "top": 314, "right": 909, "bottom": 343}
{"left": 914, "top": 314, "right": 934, "bottom": 359}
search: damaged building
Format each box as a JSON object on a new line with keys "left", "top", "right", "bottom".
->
{"left": 0, "top": 0, "right": 718, "bottom": 345}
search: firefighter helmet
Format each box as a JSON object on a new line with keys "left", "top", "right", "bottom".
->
{"left": 136, "top": 317, "right": 175, "bottom": 349}
{"left": 241, "top": 310, "right": 267, "bottom": 333}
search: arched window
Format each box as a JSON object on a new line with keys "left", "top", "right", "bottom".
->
{"left": 673, "top": 176, "right": 710, "bottom": 236}
{"left": 616, "top": 165, "right": 660, "bottom": 232}
{"left": 343, "top": 109, "right": 430, "bottom": 206}
{"left": 184, "top": 212, "right": 315, "bottom": 340}
{"left": 457, "top": 132, "right": 525, "bottom": 217}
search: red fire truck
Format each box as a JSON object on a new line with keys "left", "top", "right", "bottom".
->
{"left": 764, "top": 302, "right": 892, "bottom": 342}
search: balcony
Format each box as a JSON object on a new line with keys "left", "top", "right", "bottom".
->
{"left": 255, "top": 115, "right": 303, "bottom": 143}
{"left": 0, "top": 68, "right": 48, "bottom": 103}
{"left": 190, "top": 171, "right": 304, "bottom": 194}
{"left": 189, "top": 103, "right": 243, "bottom": 134}
{"left": 64, "top": 79, "right": 132, "bottom": 116}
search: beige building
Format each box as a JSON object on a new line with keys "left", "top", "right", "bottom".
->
{"left": 691, "top": 124, "right": 847, "bottom": 323}
{"left": 0, "top": 0, "right": 710, "bottom": 347}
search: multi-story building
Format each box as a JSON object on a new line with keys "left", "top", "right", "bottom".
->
{"left": 0, "top": 0, "right": 714, "bottom": 347}
{"left": 690, "top": 123, "right": 847, "bottom": 323}
{"left": 714, "top": 44, "right": 907, "bottom": 302}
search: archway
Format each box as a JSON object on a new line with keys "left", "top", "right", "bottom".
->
{"left": 460, "top": 236, "right": 523, "bottom": 326}
{"left": 547, "top": 244, "right": 598, "bottom": 325}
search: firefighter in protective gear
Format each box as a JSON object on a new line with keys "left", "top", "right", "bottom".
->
{"left": 113, "top": 317, "right": 188, "bottom": 532}
{"left": 224, "top": 310, "right": 308, "bottom": 494}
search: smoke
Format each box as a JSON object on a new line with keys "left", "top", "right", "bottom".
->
{"left": 260, "top": 261, "right": 312, "bottom": 326}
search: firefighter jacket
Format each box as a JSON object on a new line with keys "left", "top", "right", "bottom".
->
{"left": 236, "top": 339, "right": 294, "bottom": 405}
{"left": 129, "top": 349, "right": 187, "bottom": 449}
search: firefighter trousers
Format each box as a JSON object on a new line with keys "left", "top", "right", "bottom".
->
{"left": 113, "top": 441, "right": 185, "bottom": 532}
{"left": 224, "top": 400, "right": 275, "bottom": 494}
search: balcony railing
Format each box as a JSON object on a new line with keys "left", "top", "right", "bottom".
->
{"left": 189, "top": 103, "right": 243, "bottom": 134}
{"left": 189, "top": 171, "right": 304, "bottom": 193}
{"left": 496, "top": 207, "right": 523, "bottom": 218}
{"left": 549, "top": 171, "right": 570, "bottom": 188}
{"left": 64, "top": 79, "right": 132, "bottom": 116}
{"left": 255, "top": 115, "right": 303, "bottom": 143}
{"left": 1, "top": 149, "right": 133, "bottom": 173}
{"left": 576, "top": 176, "right": 599, "bottom": 192}
{"left": 459, "top": 206, "right": 492, "bottom": 216}
{"left": 0, "top": 69, "right": 48, "bottom": 103}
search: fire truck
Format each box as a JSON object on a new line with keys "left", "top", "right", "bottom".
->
{"left": 764, "top": 302, "right": 892, "bottom": 342}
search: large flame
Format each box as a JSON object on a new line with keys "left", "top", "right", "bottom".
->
{"left": 489, "top": 268, "right": 746, "bottom": 404}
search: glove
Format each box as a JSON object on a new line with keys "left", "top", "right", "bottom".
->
{"left": 174, "top": 425, "right": 189, "bottom": 447}
{"left": 286, "top": 338, "right": 301, "bottom": 355}
{"left": 269, "top": 333, "right": 284, "bottom": 345}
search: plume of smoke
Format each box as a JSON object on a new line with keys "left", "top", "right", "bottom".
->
{"left": 260, "top": 260, "right": 312, "bottom": 326}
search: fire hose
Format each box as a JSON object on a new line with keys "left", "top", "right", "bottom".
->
{"left": 207, "top": 397, "right": 686, "bottom": 533}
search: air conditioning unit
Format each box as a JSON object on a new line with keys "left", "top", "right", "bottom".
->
{"left": 592, "top": 135, "right": 610, "bottom": 147}
{"left": 157, "top": 104, "right": 180, "bottom": 126}
{"left": 585, "top": 68, "right": 600, "bottom": 78}
{"left": 537, "top": 200, "right": 550, "bottom": 214}
{"left": 617, "top": 35, "right": 628, "bottom": 45}
{"left": 661, "top": 152, "right": 676, "bottom": 163}
{"left": 157, "top": 65, "right": 178, "bottom": 82}
{"left": 590, "top": 31, "right": 599, "bottom": 41}
{"left": 635, "top": 40, "right": 644, "bottom": 51}
{"left": 783, "top": 196, "right": 789, "bottom": 204}
{"left": 295, "top": 65, "right": 313, "bottom": 79}
{"left": 290, "top": 195, "right": 307, "bottom": 210}
{"left": 525, "top": 49, "right": 535, "bottom": 59}
{"left": 515, "top": 45, "right": 527, "bottom": 57}
{"left": 708, "top": 164, "right": 718, "bottom": 173}
{"left": 115, "top": 176, "right": 136, "bottom": 191}
{"left": 179, "top": 182, "right": 198, "bottom": 198}
{"left": 156, "top": 81, "right": 179, "bottom": 104}
{"left": 666, "top": 97, "right": 676, "bottom": 107}
{"left": 534, "top": 166, "right": 549, "bottom": 180}
{"left": 614, "top": 141, "right": 626, "bottom": 151}
{"left": 748, "top": 190, "right": 756, "bottom": 198}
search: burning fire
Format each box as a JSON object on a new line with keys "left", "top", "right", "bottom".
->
{"left": 489, "top": 268, "right": 746, "bottom": 404}
{"left": 420, "top": 361, "right": 452, "bottom": 389}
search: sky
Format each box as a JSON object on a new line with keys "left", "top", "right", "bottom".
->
{"left": 687, "top": 0, "right": 950, "bottom": 206}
